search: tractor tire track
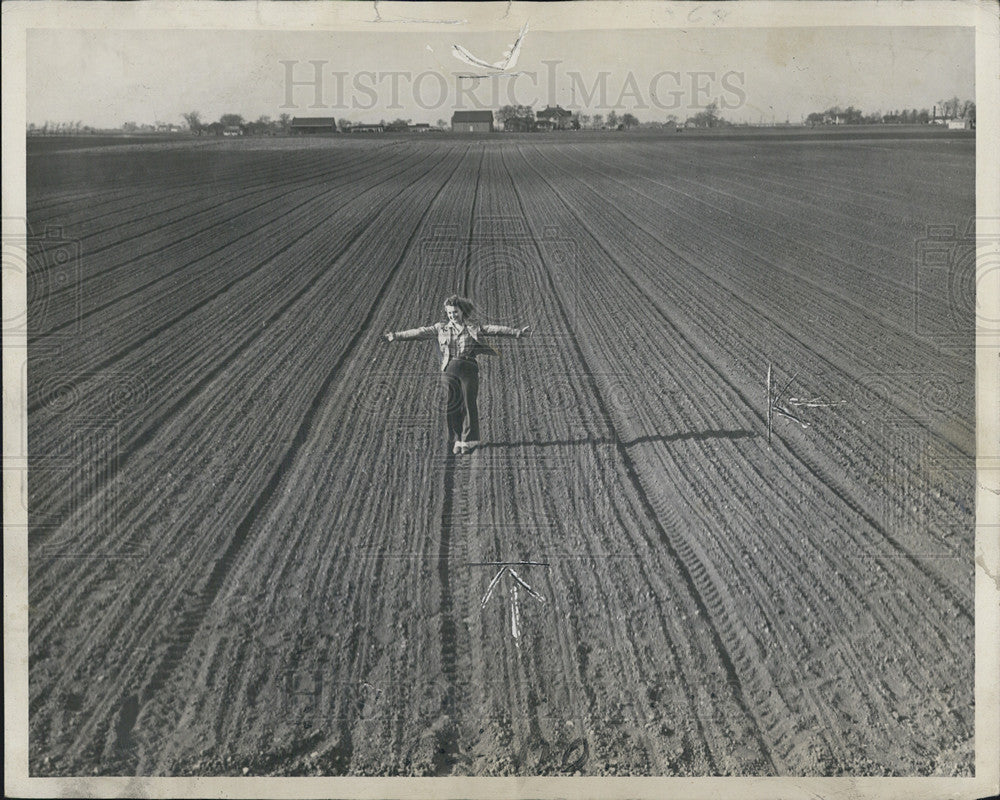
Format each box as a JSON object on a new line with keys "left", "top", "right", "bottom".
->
{"left": 427, "top": 144, "right": 484, "bottom": 775}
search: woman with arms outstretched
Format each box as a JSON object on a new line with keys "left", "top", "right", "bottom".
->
{"left": 385, "top": 295, "right": 530, "bottom": 454}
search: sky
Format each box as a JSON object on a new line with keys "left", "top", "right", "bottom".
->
{"left": 27, "top": 26, "right": 975, "bottom": 128}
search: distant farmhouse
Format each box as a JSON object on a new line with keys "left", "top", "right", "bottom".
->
{"left": 222, "top": 125, "right": 244, "bottom": 137}
{"left": 451, "top": 110, "right": 494, "bottom": 133}
{"left": 350, "top": 123, "right": 385, "bottom": 133}
{"left": 930, "top": 114, "right": 974, "bottom": 129}
{"left": 502, "top": 106, "right": 575, "bottom": 132}
{"left": 409, "top": 123, "right": 431, "bottom": 133}
{"left": 503, "top": 116, "right": 534, "bottom": 132}
{"left": 536, "top": 106, "right": 573, "bottom": 130}
{"left": 290, "top": 117, "right": 338, "bottom": 134}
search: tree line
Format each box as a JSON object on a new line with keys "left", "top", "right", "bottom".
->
{"left": 30, "top": 95, "right": 976, "bottom": 137}
{"left": 495, "top": 103, "right": 738, "bottom": 130}
{"left": 496, "top": 105, "right": 642, "bottom": 130}
{"left": 496, "top": 96, "right": 976, "bottom": 131}
{"left": 27, "top": 121, "right": 91, "bottom": 135}
{"left": 806, "top": 97, "right": 975, "bottom": 126}
{"left": 182, "top": 112, "right": 297, "bottom": 135}
{"left": 183, "top": 113, "right": 452, "bottom": 134}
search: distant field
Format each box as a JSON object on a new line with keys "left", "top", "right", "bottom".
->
{"left": 25, "top": 123, "right": 973, "bottom": 153}
{"left": 25, "top": 133, "right": 194, "bottom": 153}
{"left": 25, "top": 133, "right": 975, "bottom": 777}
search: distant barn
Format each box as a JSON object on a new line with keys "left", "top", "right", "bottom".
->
{"left": 290, "top": 117, "right": 338, "bottom": 134}
{"left": 451, "top": 110, "right": 493, "bottom": 133}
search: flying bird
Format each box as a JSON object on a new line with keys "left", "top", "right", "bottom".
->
{"left": 451, "top": 21, "right": 529, "bottom": 79}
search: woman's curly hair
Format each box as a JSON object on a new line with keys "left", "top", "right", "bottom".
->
{"left": 443, "top": 294, "right": 476, "bottom": 319}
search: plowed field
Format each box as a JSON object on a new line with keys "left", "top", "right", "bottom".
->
{"left": 26, "top": 133, "right": 976, "bottom": 777}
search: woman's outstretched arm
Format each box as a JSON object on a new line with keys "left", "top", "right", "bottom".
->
{"left": 480, "top": 324, "right": 531, "bottom": 338}
{"left": 385, "top": 324, "right": 438, "bottom": 342}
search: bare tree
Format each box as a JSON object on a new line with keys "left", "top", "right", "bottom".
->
{"left": 937, "top": 96, "right": 961, "bottom": 119}
{"left": 182, "top": 111, "right": 203, "bottom": 135}
{"left": 497, "top": 105, "right": 534, "bottom": 124}
{"left": 686, "top": 102, "right": 720, "bottom": 128}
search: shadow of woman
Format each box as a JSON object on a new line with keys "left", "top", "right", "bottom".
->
{"left": 479, "top": 429, "right": 757, "bottom": 449}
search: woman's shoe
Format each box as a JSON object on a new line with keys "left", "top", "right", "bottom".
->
{"left": 453, "top": 441, "right": 463, "bottom": 455}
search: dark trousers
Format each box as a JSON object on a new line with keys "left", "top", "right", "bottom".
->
{"left": 442, "top": 358, "right": 479, "bottom": 442}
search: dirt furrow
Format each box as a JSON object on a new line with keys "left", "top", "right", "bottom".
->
{"left": 26, "top": 145, "right": 356, "bottom": 246}
{"left": 26, "top": 135, "right": 976, "bottom": 778}
{"left": 522, "top": 143, "right": 973, "bottom": 614}
{"left": 605, "top": 141, "right": 969, "bottom": 308}
{"left": 28, "top": 145, "right": 463, "bottom": 630}
{"left": 527, "top": 143, "right": 974, "bottom": 560}
{"left": 467, "top": 159, "right": 693, "bottom": 774}
{"left": 27, "top": 143, "right": 440, "bottom": 426}
{"left": 27, "top": 148, "right": 470, "bottom": 773}
{"left": 496, "top": 146, "right": 780, "bottom": 773}
{"left": 29, "top": 145, "right": 420, "bottom": 336}
{"left": 598, "top": 142, "right": 975, "bottom": 348}
{"left": 116, "top": 146, "right": 479, "bottom": 775}
{"left": 25, "top": 149, "right": 453, "bottom": 566}
{"left": 507, "top": 140, "right": 972, "bottom": 774}
{"left": 625, "top": 138, "right": 972, "bottom": 212}
{"left": 27, "top": 141, "right": 393, "bottom": 223}
{"left": 540, "top": 143, "right": 974, "bottom": 456}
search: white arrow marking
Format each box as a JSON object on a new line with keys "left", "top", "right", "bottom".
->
{"left": 481, "top": 566, "right": 545, "bottom": 645}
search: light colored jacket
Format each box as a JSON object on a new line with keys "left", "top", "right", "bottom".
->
{"left": 392, "top": 319, "right": 522, "bottom": 371}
